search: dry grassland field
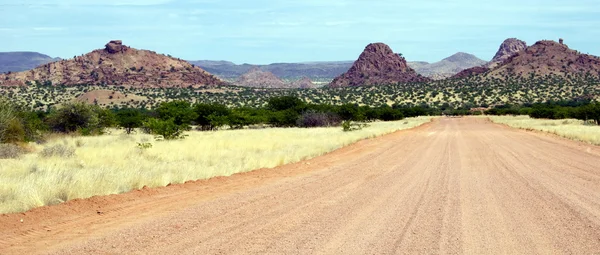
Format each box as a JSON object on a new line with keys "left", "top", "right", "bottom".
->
{"left": 488, "top": 115, "right": 600, "bottom": 145}
{"left": 3, "top": 117, "right": 600, "bottom": 254}
{"left": 0, "top": 117, "right": 432, "bottom": 214}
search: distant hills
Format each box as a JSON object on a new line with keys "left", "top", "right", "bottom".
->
{"left": 1, "top": 49, "right": 486, "bottom": 84}
{"left": 2, "top": 38, "right": 598, "bottom": 88}
{"left": 0, "top": 52, "right": 60, "bottom": 73}
{"left": 411, "top": 52, "right": 487, "bottom": 80}
{"left": 188, "top": 60, "right": 353, "bottom": 81}
{"left": 190, "top": 56, "right": 487, "bottom": 82}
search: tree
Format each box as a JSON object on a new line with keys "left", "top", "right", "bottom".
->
{"left": 116, "top": 108, "right": 145, "bottom": 134}
{"left": 194, "top": 103, "right": 230, "bottom": 131}
{"left": 156, "top": 101, "right": 197, "bottom": 130}
{"left": 267, "top": 96, "right": 305, "bottom": 111}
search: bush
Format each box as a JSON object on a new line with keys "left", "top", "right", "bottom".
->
{"left": 268, "top": 109, "right": 300, "bottom": 127}
{"left": 0, "top": 98, "right": 17, "bottom": 143}
{"left": 0, "top": 143, "right": 25, "bottom": 159}
{"left": 342, "top": 121, "right": 369, "bottom": 132}
{"left": 143, "top": 118, "right": 186, "bottom": 140}
{"left": 46, "top": 102, "right": 102, "bottom": 134}
{"left": 3, "top": 118, "right": 26, "bottom": 143}
{"left": 297, "top": 111, "right": 341, "bottom": 127}
{"left": 40, "top": 144, "right": 75, "bottom": 158}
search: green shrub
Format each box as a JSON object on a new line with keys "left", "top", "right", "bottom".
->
{"left": 3, "top": 118, "right": 26, "bottom": 143}
{"left": 342, "top": 121, "right": 369, "bottom": 132}
{"left": 0, "top": 98, "right": 17, "bottom": 143}
{"left": 143, "top": 118, "right": 186, "bottom": 140}
{"left": 46, "top": 102, "right": 102, "bottom": 134}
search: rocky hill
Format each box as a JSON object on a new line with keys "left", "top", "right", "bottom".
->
{"left": 328, "top": 43, "right": 430, "bottom": 87}
{"left": 289, "top": 77, "right": 316, "bottom": 89}
{"left": 412, "top": 52, "right": 487, "bottom": 80}
{"left": 235, "top": 67, "right": 287, "bottom": 88}
{"left": 0, "top": 40, "right": 225, "bottom": 88}
{"left": 487, "top": 38, "right": 527, "bottom": 68}
{"left": 0, "top": 52, "right": 61, "bottom": 73}
{"left": 485, "top": 39, "right": 600, "bottom": 78}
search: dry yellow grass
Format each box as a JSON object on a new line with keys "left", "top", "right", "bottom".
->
{"left": 488, "top": 115, "right": 600, "bottom": 145}
{"left": 0, "top": 117, "right": 432, "bottom": 214}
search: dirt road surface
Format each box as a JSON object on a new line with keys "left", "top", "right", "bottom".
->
{"left": 2, "top": 117, "right": 600, "bottom": 254}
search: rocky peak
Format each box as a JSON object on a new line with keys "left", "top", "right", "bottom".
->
{"left": 329, "top": 42, "right": 429, "bottom": 87}
{"left": 290, "top": 77, "right": 315, "bottom": 89}
{"left": 105, "top": 40, "right": 126, "bottom": 54}
{"left": 235, "top": 68, "right": 287, "bottom": 88}
{"left": 487, "top": 38, "right": 527, "bottom": 68}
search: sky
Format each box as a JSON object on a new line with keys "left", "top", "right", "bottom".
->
{"left": 1, "top": 0, "right": 599, "bottom": 64}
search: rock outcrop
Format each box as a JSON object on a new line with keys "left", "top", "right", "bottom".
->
{"left": 0, "top": 40, "right": 225, "bottom": 88}
{"left": 487, "top": 38, "right": 527, "bottom": 68}
{"left": 105, "top": 40, "right": 126, "bottom": 54}
{"left": 451, "top": 66, "right": 490, "bottom": 79}
{"left": 329, "top": 43, "right": 429, "bottom": 87}
{"left": 484, "top": 40, "right": 600, "bottom": 79}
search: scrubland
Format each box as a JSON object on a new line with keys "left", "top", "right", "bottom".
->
{"left": 0, "top": 117, "right": 431, "bottom": 214}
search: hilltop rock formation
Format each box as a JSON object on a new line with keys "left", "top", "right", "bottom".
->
{"left": 485, "top": 40, "right": 600, "bottom": 78}
{"left": 329, "top": 43, "right": 429, "bottom": 87}
{"left": 487, "top": 38, "right": 527, "bottom": 68}
{"left": 105, "top": 40, "right": 126, "bottom": 54}
{"left": 0, "top": 40, "right": 225, "bottom": 88}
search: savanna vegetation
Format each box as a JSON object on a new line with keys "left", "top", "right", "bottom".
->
{"left": 1, "top": 74, "right": 598, "bottom": 111}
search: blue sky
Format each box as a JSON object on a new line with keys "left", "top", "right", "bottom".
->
{"left": 1, "top": 0, "right": 599, "bottom": 64}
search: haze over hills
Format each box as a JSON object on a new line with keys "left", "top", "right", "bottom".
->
{"left": 0, "top": 52, "right": 61, "bottom": 74}
{"left": 411, "top": 52, "right": 487, "bottom": 80}
{"left": 329, "top": 43, "right": 430, "bottom": 88}
{"left": 189, "top": 60, "right": 353, "bottom": 81}
{"left": 235, "top": 68, "right": 316, "bottom": 88}
{"left": 190, "top": 55, "right": 486, "bottom": 82}
{"left": 0, "top": 40, "right": 225, "bottom": 88}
